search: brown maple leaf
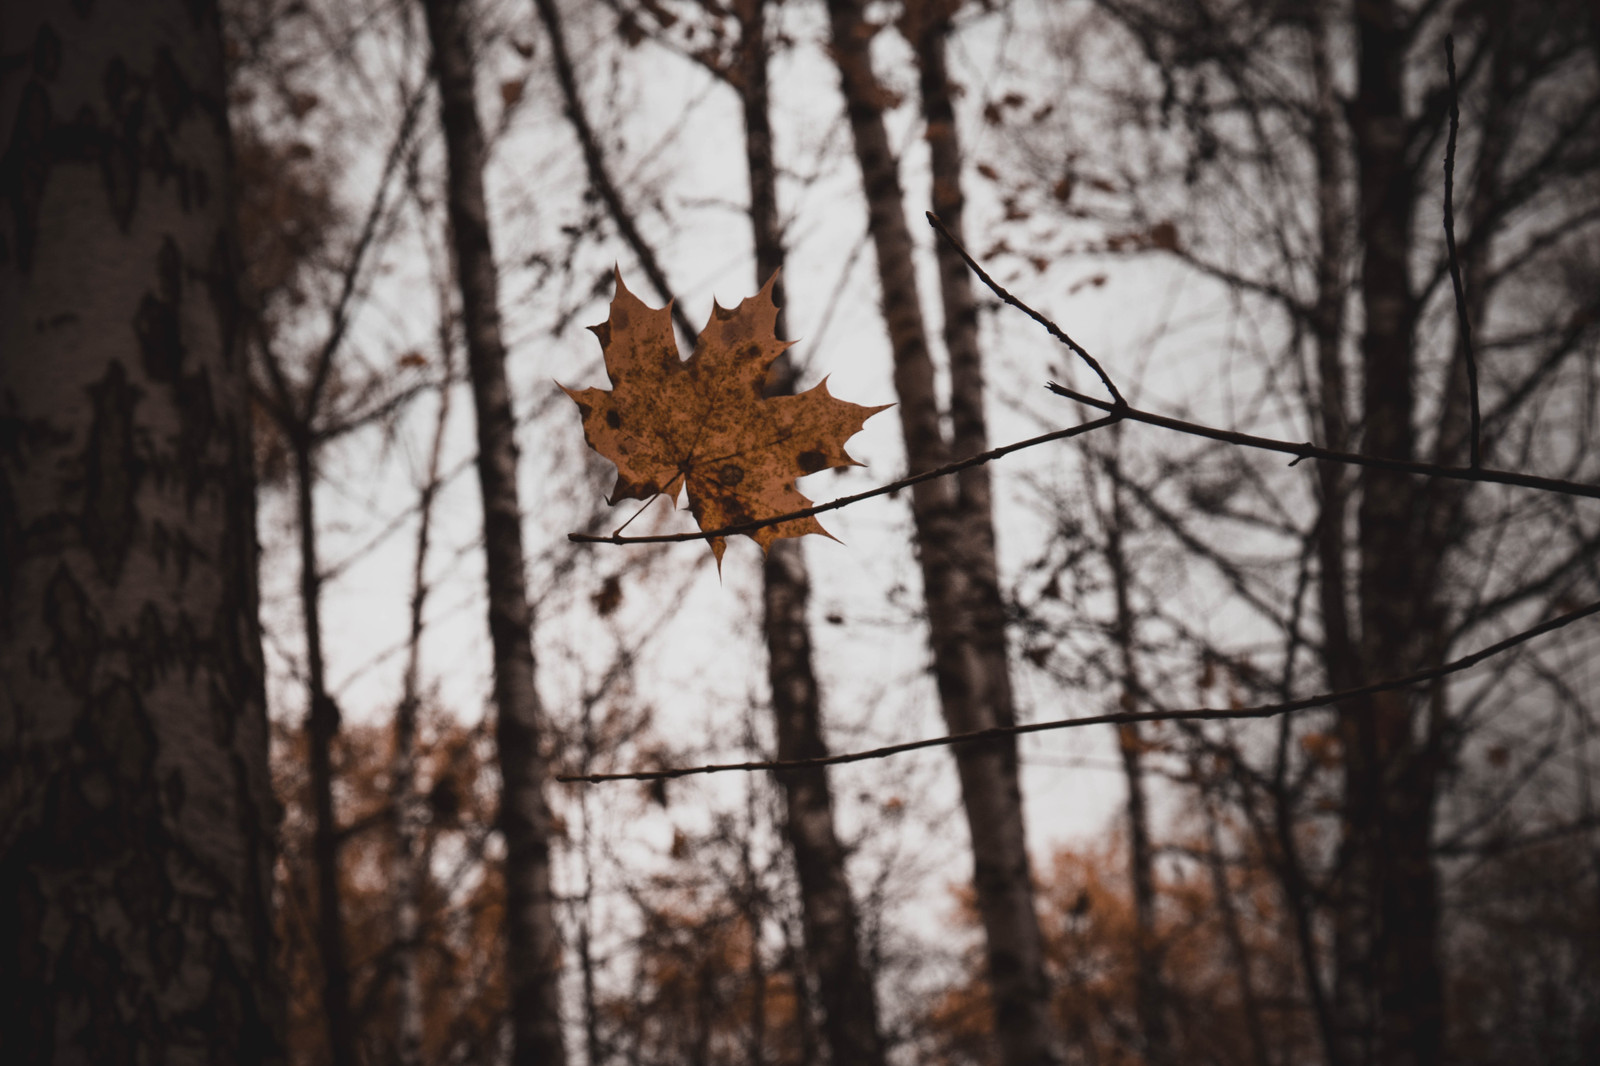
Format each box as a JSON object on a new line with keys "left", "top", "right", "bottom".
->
{"left": 563, "top": 271, "right": 889, "bottom": 564}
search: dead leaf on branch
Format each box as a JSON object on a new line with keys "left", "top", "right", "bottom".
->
{"left": 563, "top": 271, "right": 890, "bottom": 565}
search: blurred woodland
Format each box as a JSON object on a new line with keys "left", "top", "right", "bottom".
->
{"left": 4, "top": 1, "right": 1600, "bottom": 1065}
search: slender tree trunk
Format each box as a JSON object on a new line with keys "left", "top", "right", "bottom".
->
{"left": 730, "top": 2, "right": 892, "bottom": 1062}
{"left": 912, "top": 1, "right": 987, "bottom": 484}
{"left": 1302, "top": 17, "right": 1355, "bottom": 1065}
{"left": 779, "top": 916, "right": 822, "bottom": 1066}
{"left": 1198, "top": 785, "right": 1275, "bottom": 1066}
{"left": 420, "top": 1, "right": 567, "bottom": 1062}
{"left": 827, "top": 2, "right": 1061, "bottom": 1062}
{"left": 1342, "top": 3, "right": 1443, "bottom": 1064}
{"left": 740, "top": 782, "right": 768, "bottom": 1066}
{"left": 293, "top": 437, "right": 359, "bottom": 1066}
{"left": 1100, "top": 452, "right": 1173, "bottom": 1066}
{"left": 577, "top": 914, "right": 603, "bottom": 1065}
{"left": 1309, "top": 3, "right": 1356, "bottom": 698}
{"left": 0, "top": 0, "right": 282, "bottom": 1060}
{"left": 391, "top": 292, "right": 455, "bottom": 1066}
{"left": 1430, "top": 9, "right": 1507, "bottom": 475}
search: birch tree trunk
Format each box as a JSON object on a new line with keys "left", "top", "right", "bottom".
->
{"left": 732, "top": 2, "right": 891, "bottom": 1062}
{"left": 0, "top": 0, "right": 282, "bottom": 1060}
{"left": 420, "top": 1, "right": 567, "bottom": 1062}
{"left": 827, "top": 1, "right": 1061, "bottom": 1062}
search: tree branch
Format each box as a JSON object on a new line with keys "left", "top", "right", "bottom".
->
{"left": 567, "top": 415, "right": 1123, "bottom": 545}
{"left": 1442, "top": 34, "right": 1481, "bottom": 468}
{"left": 534, "top": 0, "right": 698, "bottom": 346}
{"left": 560, "top": 598, "right": 1600, "bottom": 783}
{"left": 925, "top": 210, "right": 1125, "bottom": 406}
{"left": 1048, "top": 383, "right": 1600, "bottom": 501}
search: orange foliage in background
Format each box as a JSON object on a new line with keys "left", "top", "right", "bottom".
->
{"left": 272, "top": 709, "right": 507, "bottom": 1065}
{"left": 924, "top": 831, "right": 1315, "bottom": 1066}
{"left": 601, "top": 895, "right": 811, "bottom": 1066}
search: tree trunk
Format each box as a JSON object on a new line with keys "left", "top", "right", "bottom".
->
{"left": 293, "top": 438, "right": 358, "bottom": 1066}
{"left": 1341, "top": 3, "right": 1443, "bottom": 1064}
{"left": 391, "top": 292, "right": 455, "bottom": 1066}
{"left": 1198, "top": 784, "right": 1274, "bottom": 1066}
{"left": 763, "top": 544, "right": 889, "bottom": 1066}
{"left": 734, "top": 2, "right": 892, "bottom": 1063}
{"left": 420, "top": 1, "right": 567, "bottom": 1063}
{"left": 1303, "top": 16, "right": 1356, "bottom": 1065}
{"left": 0, "top": 1, "right": 283, "bottom": 1061}
{"left": 740, "top": 783, "right": 768, "bottom": 1066}
{"left": 1101, "top": 452, "right": 1173, "bottom": 1066}
{"left": 826, "top": 2, "right": 1061, "bottom": 1062}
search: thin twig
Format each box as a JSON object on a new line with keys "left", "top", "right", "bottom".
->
{"left": 1048, "top": 383, "right": 1600, "bottom": 501}
{"left": 567, "top": 415, "right": 1123, "bottom": 545}
{"left": 305, "top": 82, "right": 430, "bottom": 418}
{"left": 1443, "top": 34, "right": 1481, "bottom": 469}
{"left": 559, "top": 598, "right": 1600, "bottom": 783}
{"left": 534, "top": 0, "right": 698, "bottom": 347}
{"left": 925, "top": 210, "right": 1125, "bottom": 406}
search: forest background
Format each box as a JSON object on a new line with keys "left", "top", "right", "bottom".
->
{"left": 4, "top": 1, "right": 1599, "bottom": 1065}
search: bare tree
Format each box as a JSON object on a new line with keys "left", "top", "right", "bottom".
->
{"left": 390, "top": 267, "right": 456, "bottom": 1066}
{"left": 421, "top": 0, "right": 567, "bottom": 1062}
{"left": 1014, "top": 2, "right": 1600, "bottom": 1064}
{"left": 250, "top": 81, "right": 424, "bottom": 1066}
{"left": 545, "top": 3, "right": 893, "bottom": 1057}
{"left": 735, "top": 2, "right": 892, "bottom": 1060}
{"left": 826, "top": 1, "right": 1062, "bottom": 1062}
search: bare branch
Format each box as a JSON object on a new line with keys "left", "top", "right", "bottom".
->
{"left": 534, "top": 0, "right": 698, "bottom": 346}
{"left": 925, "top": 210, "right": 1125, "bottom": 406}
{"left": 1048, "top": 383, "right": 1600, "bottom": 501}
{"left": 560, "top": 598, "right": 1600, "bottom": 784}
{"left": 1442, "top": 34, "right": 1481, "bottom": 469}
{"left": 567, "top": 415, "right": 1124, "bottom": 546}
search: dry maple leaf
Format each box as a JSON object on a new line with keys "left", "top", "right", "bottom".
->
{"left": 562, "top": 271, "right": 889, "bottom": 565}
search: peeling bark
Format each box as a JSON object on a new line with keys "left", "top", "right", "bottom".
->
{"left": 419, "top": 1, "right": 567, "bottom": 1062}
{"left": 0, "top": 1, "right": 282, "bottom": 1062}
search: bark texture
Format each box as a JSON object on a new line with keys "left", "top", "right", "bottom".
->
{"left": 827, "top": 1, "right": 1061, "bottom": 1062}
{"left": 0, "top": 1, "right": 282, "bottom": 1062}
{"left": 420, "top": 1, "right": 567, "bottom": 1062}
